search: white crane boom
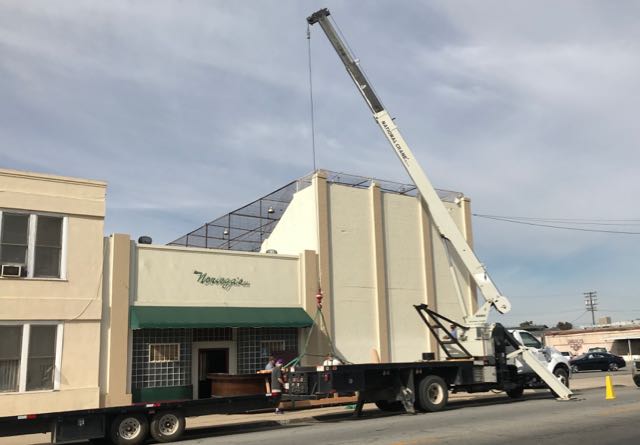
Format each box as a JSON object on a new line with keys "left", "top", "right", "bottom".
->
{"left": 307, "top": 8, "right": 510, "bottom": 324}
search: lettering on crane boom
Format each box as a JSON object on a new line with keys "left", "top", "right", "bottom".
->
{"left": 380, "top": 120, "right": 410, "bottom": 161}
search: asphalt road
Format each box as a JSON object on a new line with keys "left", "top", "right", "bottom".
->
{"left": 173, "top": 386, "right": 640, "bottom": 445}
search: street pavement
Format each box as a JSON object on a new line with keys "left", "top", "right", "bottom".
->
{"left": 1, "top": 371, "right": 636, "bottom": 444}
{"left": 175, "top": 384, "right": 640, "bottom": 445}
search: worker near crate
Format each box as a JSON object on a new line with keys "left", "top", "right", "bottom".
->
{"left": 271, "top": 359, "right": 286, "bottom": 414}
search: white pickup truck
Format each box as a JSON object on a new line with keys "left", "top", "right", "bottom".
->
{"left": 510, "top": 329, "right": 571, "bottom": 394}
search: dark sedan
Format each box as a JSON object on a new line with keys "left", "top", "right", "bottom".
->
{"left": 570, "top": 352, "right": 626, "bottom": 372}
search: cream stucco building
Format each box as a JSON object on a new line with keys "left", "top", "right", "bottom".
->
{"left": 2, "top": 168, "right": 477, "bottom": 410}
{"left": 97, "top": 170, "right": 476, "bottom": 404}
{"left": 0, "top": 169, "right": 106, "bottom": 417}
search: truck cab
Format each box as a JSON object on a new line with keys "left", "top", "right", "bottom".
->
{"left": 509, "top": 329, "right": 571, "bottom": 388}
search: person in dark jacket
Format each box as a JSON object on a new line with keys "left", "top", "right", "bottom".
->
{"left": 271, "top": 359, "right": 285, "bottom": 414}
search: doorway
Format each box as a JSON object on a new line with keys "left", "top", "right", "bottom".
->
{"left": 197, "top": 348, "right": 228, "bottom": 399}
{"left": 192, "top": 340, "right": 237, "bottom": 400}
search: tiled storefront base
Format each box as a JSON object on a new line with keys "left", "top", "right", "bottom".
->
{"left": 132, "top": 385, "right": 192, "bottom": 403}
{"left": 131, "top": 327, "right": 298, "bottom": 400}
{"left": 237, "top": 328, "right": 298, "bottom": 374}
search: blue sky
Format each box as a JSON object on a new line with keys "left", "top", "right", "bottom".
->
{"left": 1, "top": 1, "right": 639, "bottom": 326}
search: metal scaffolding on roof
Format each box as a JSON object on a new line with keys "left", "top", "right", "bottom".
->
{"left": 168, "top": 170, "right": 461, "bottom": 252}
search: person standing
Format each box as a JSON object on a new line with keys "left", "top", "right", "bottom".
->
{"left": 271, "top": 359, "right": 285, "bottom": 414}
{"left": 264, "top": 356, "right": 275, "bottom": 370}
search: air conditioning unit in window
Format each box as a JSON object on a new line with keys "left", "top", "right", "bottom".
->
{"left": 1, "top": 264, "right": 23, "bottom": 278}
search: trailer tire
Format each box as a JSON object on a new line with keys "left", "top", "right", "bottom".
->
{"left": 416, "top": 375, "right": 448, "bottom": 412}
{"left": 374, "top": 400, "right": 404, "bottom": 412}
{"left": 110, "top": 414, "right": 149, "bottom": 445}
{"left": 150, "top": 410, "right": 186, "bottom": 443}
{"left": 506, "top": 386, "right": 524, "bottom": 399}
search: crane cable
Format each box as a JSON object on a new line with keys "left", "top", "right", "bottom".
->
{"left": 285, "top": 295, "right": 348, "bottom": 368}
{"left": 307, "top": 24, "right": 317, "bottom": 172}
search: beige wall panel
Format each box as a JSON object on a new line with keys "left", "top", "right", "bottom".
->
{"left": 0, "top": 388, "right": 99, "bottom": 417}
{"left": 382, "top": 193, "right": 430, "bottom": 362}
{"left": 261, "top": 186, "right": 318, "bottom": 255}
{"left": 0, "top": 169, "right": 106, "bottom": 217}
{"left": 328, "top": 185, "right": 377, "bottom": 363}
{"left": 0, "top": 216, "right": 104, "bottom": 321}
{"left": 135, "top": 246, "right": 302, "bottom": 307}
{"left": 59, "top": 321, "right": 101, "bottom": 389}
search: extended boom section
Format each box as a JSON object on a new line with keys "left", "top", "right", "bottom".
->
{"left": 308, "top": 8, "right": 509, "bottom": 325}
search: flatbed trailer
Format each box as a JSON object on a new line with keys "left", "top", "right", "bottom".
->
{"left": 288, "top": 356, "right": 523, "bottom": 416}
{"left": 286, "top": 322, "right": 562, "bottom": 416}
{"left": 0, "top": 393, "right": 276, "bottom": 445}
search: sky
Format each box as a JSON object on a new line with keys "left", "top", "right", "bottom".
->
{"left": 1, "top": 1, "right": 639, "bottom": 327}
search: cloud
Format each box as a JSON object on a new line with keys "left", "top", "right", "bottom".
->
{"left": 1, "top": 0, "right": 639, "bottom": 325}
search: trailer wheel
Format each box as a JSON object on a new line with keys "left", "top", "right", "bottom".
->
{"left": 416, "top": 375, "right": 448, "bottom": 412}
{"left": 506, "top": 385, "right": 524, "bottom": 399}
{"left": 150, "top": 410, "right": 186, "bottom": 443}
{"left": 110, "top": 414, "right": 149, "bottom": 445}
{"left": 374, "top": 400, "right": 404, "bottom": 412}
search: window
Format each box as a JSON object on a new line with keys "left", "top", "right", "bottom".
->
{"left": 0, "top": 324, "right": 62, "bottom": 393}
{"left": 26, "top": 326, "right": 57, "bottom": 391}
{"left": 0, "top": 212, "right": 65, "bottom": 279}
{"left": 260, "top": 340, "right": 286, "bottom": 357}
{"left": 34, "top": 217, "right": 63, "bottom": 278}
{"left": 0, "top": 214, "right": 29, "bottom": 267}
{"left": 0, "top": 326, "right": 22, "bottom": 392}
{"left": 149, "top": 343, "right": 180, "bottom": 363}
{"left": 519, "top": 332, "right": 542, "bottom": 349}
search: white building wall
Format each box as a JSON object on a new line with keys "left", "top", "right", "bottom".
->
{"left": 382, "top": 192, "right": 429, "bottom": 362}
{"left": 328, "top": 185, "right": 378, "bottom": 363}
{"left": 260, "top": 186, "right": 318, "bottom": 255}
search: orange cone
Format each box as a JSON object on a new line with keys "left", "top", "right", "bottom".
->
{"left": 605, "top": 375, "right": 616, "bottom": 400}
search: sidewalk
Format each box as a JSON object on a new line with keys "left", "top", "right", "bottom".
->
{"left": 1, "top": 372, "right": 632, "bottom": 445}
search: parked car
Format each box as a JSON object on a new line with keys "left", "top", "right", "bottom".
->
{"left": 560, "top": 351, "right": 572, "bottom": 358}
{"left": 569, "top": 352, "right": 626, "bottom": 372}
{"left": 587, "top": 347, "right": 608, "bottom": 353}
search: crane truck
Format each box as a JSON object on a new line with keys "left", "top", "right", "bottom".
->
{"left": 287, "top": 8, "right": 573, "bottom": 415}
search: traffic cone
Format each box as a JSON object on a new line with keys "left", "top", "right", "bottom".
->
{"left": 605, "top": 375, "right": 616, "bottom": 400}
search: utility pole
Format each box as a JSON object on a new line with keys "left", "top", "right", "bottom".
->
{"left": 584, "top": 291, "right": 598, "bottom": 326}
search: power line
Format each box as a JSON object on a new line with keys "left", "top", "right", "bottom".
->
{"left": 570, "top": 311, "right": 589, "bottom": 324}
{"left": 475, "top": 214, "right": 640, "bottom": 224}
{"left": 473, "top": 214, "right": 640, "bottom": 234}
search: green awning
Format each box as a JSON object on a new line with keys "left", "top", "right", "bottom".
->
{"left": 130, "top": 306, "right": 313, "bottom": 329}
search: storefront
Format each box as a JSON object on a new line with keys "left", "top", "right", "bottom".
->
{"left": 102, "top": 239, "right": 317, "bottom": 403}
{"left": 129, "top": 307, "right": 311, "bottom": 401}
